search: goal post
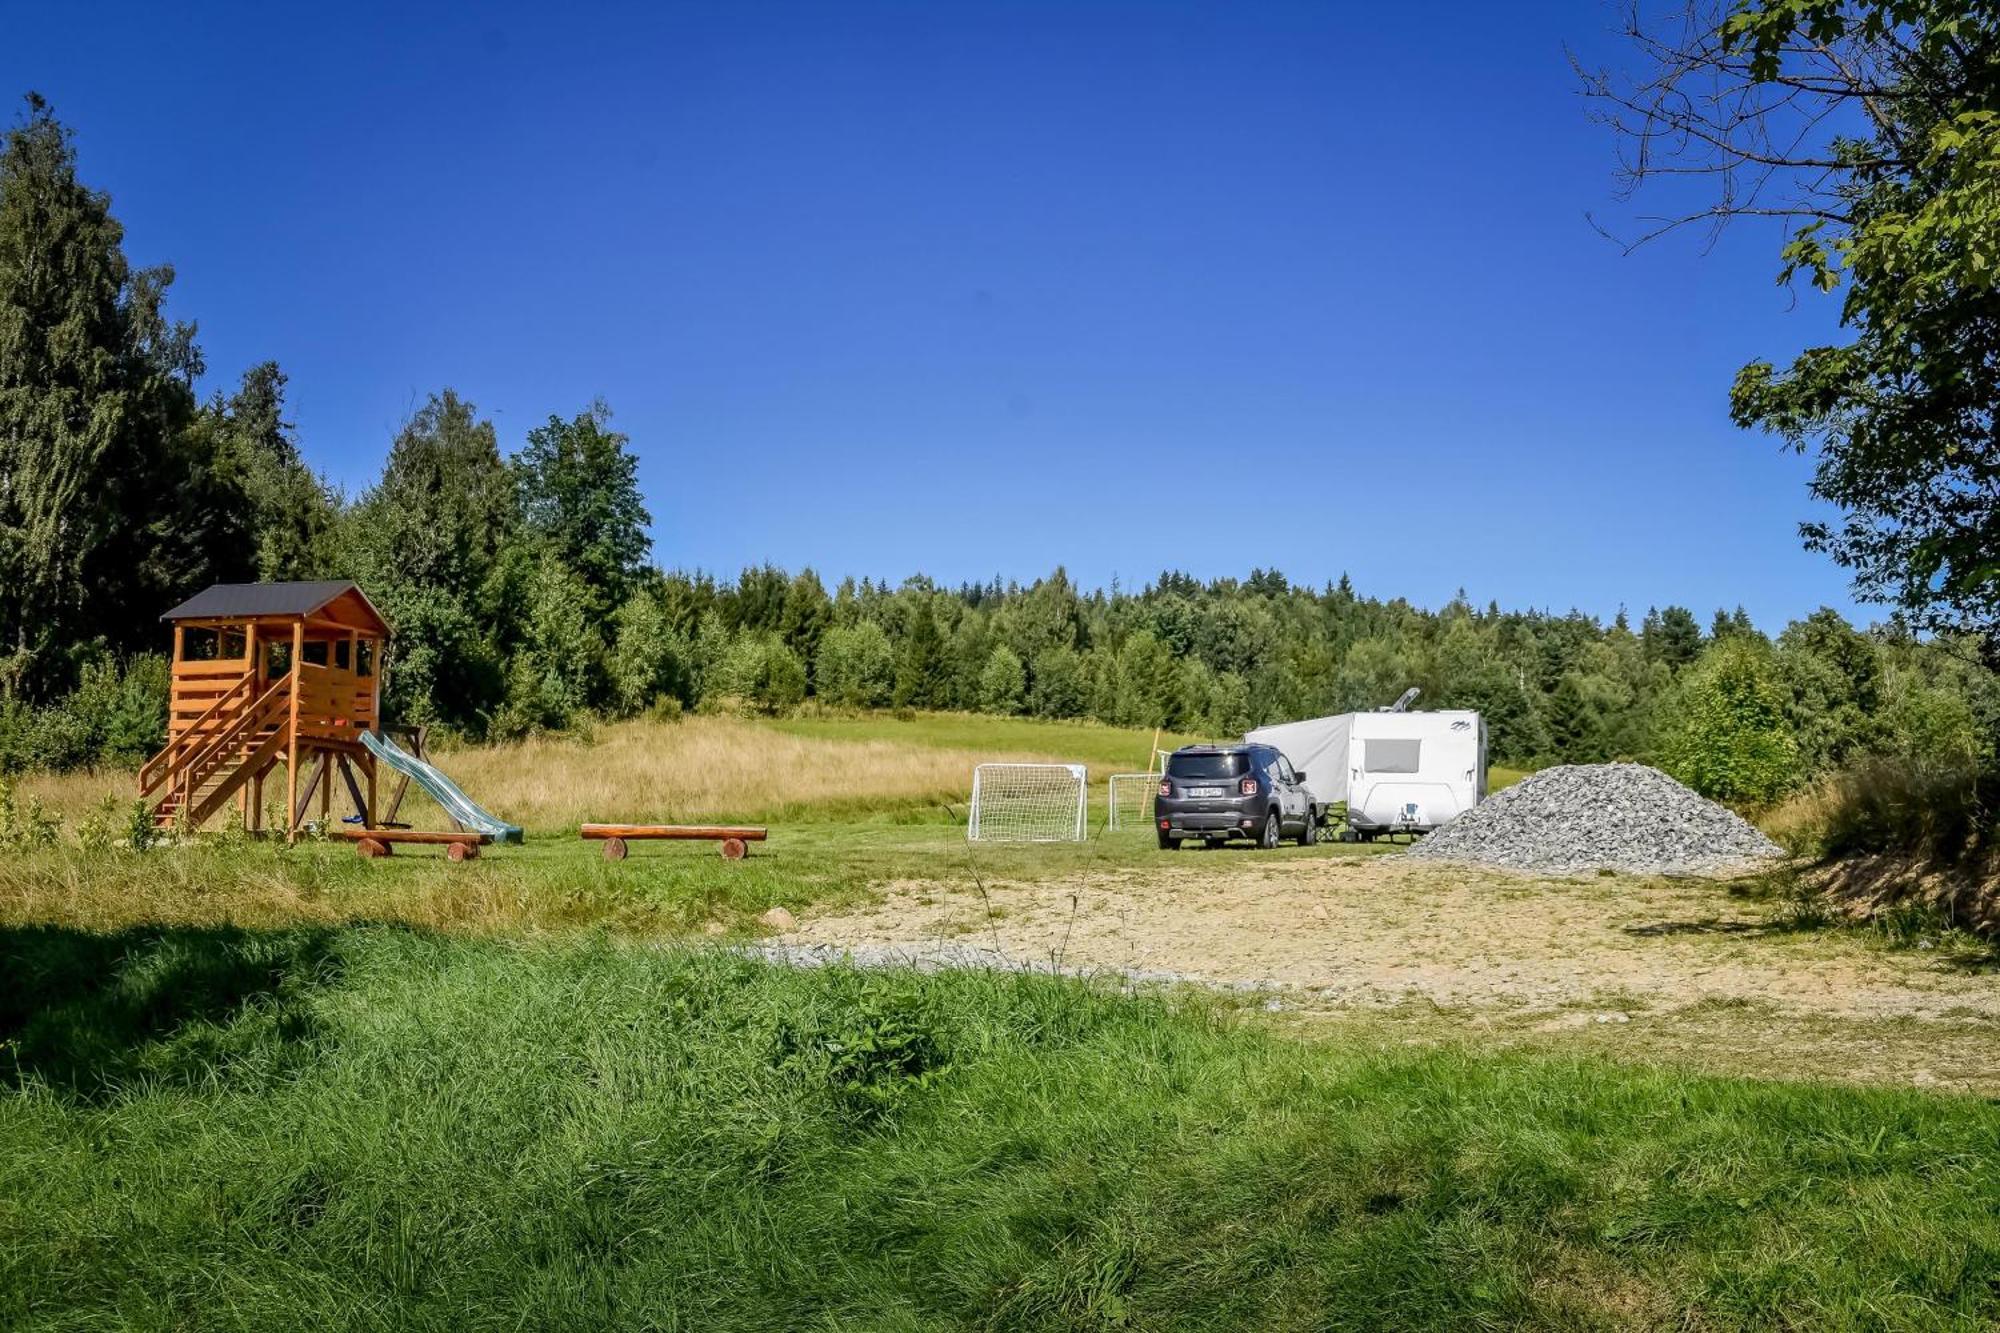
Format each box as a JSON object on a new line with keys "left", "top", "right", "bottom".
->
{"left": 968, "top": 763, "right": 1087, "bottom": 842}
{"left": 1106, "top": 772, "right": 1161, "bottom": 831}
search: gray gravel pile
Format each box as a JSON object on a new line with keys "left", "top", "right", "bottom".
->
{"left": 1404, "top": 762, "right": 1785, "bottom": 876}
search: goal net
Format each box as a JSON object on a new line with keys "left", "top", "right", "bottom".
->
{"left": 968, "top": 763, "right": 1087, "bottom": 842}
{"left": 1106, "top": 772, "right": 1161, "bottom": 831}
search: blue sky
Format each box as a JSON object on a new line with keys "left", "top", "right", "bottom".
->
{"left": 7, "top": 1, "right": 1857, "bottom": 628}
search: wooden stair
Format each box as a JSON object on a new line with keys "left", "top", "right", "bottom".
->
{"left": 142, "top": 673, "right": 294, "bottom": 831}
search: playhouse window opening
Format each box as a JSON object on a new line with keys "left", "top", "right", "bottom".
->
{"left": 303, "top": 641, "right": 330, "bottom": 668}
{"left": 356, "top": 641, "right": 375, "bottom": 678}
{"left": 334, "top": 640, "right": 351, "bottom": 671}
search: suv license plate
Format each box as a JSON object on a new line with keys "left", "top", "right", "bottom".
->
{"left": 1187, "top": 786, "right": 1225, "bottom": 798}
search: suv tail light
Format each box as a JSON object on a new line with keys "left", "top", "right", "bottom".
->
{"left": 1157, "top": 780, "right": 1172, "bottom": 798}
{"left": 1239, "top": 776, "right": 1258, "bottom": 795}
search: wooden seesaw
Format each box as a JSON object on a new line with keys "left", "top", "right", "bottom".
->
{"left": 580, "top": 824, "right": 768, "bottom": 861}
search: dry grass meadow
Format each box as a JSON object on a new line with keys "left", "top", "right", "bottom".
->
{"left": 18, "top": 712, "right": 1160, "bottom": 831}
{"left": 0, "top": 713, "right": 1180, "bottom": 939}
{"left": 426, "top": 714, "right": 1006, "bottom": 827}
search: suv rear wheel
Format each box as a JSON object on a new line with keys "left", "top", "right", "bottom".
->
{"left": 1157, "top": 830, "right": 1179, "bottom": 851}
{"left": 1297, "top": 808, "right": 1318, "bottom": 847}
{"left": 1259, "top": 811, "right": 1282, "bottom": 849}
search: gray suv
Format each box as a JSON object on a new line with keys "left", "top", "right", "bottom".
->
{"left": 1153, "top": 743, "right": 1316, "bottom": 850}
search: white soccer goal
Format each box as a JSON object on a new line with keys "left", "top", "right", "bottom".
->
{"left": 968, "top": 763, "right": 1087, "bottom": 842}
{"left": 1106, "top": 772, "right": 1162, "bottom": 831}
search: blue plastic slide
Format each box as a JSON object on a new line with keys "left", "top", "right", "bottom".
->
{"left": 361, "top": 730, "right": 524, "bottom": 843}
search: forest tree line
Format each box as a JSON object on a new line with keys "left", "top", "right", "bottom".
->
{"left": 2, "top": 94, "right": 1996, "bottom": 806}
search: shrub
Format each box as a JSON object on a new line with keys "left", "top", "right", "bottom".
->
{"left": 1659, "top": 638, "right": 1799, "bottom": 804}
{"left": 1772, "top": 754, "right": 1995, "bottom": 864}
{"left": 0, "top": 655, "right": 167, "bottom": 774}
{"left": 610, "top": 587, "right": 694, "bottom": 716}
{"left": 0, "top": 778, "right": 62, "bottom": 849}
{"left": 1027, "top": 645, "right": 1088, "bottom": 719}
{"left": 815, "top": 622, "right": 894, "bottom": 709}
{"left": 714, "top": 634, "right": 807, "bottom": 716}
{"left": 977, "top": 644, "right": 1026, "bottom": 715}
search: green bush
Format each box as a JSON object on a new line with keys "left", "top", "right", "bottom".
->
{"left": 0, "top": 655, "right": 167, "bottom": 773}
{"left": 1660, "top": 638, "right": 1799, "bottom": 803}
{"left": 815, "top": 621, "right": 895, "bottom": 709}
{"left": 1800, "top": 755, "right": 1995, "bottom": 865}
{"left": 609, "top": 588, "right": 694, "bottom": 715}
{"left": 0, "top": 778, "right": 62, "bottom": 849}
{"left": 714, "top": 634, "right": 808, "bottom": 715}
{"left": 976, "top": 644, "right": 1026, "bottom": 715}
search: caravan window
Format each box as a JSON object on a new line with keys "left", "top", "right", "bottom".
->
{"left": 1364, "top": 738, "right": 1421, "bottom": 773}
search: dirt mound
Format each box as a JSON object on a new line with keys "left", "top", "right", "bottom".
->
{"left": 1406, "top": 762, "right": 1784, "bottom": 876}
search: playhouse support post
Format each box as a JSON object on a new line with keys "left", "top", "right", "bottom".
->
{"left": 285, "top": 620, "right": 302, "bottom": 844}
{"left": 241, "top": 622, "right": 261, "bottom": 831}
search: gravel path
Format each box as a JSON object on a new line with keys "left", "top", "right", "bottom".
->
{"left": 767, "top": 855, "right": 1996, "bottom": 1024}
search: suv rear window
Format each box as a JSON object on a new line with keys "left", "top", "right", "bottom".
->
{"left": 1168, "top": 751, "right": 1249, "bottom": 780}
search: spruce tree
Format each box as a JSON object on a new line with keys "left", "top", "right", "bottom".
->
{"left": 0, "top": 94, "right": 204, "bottom": 695}
{"left": 218, "top": 362, "right": 336, "bottom": 581}
{"left": 893, "top": 600, "right": 946, "bottom": 708}
{"left": 513, "top": 402, "right": 650, "bottom": 610}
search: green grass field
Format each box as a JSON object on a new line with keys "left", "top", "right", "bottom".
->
{"left": 5, "top": 712, "right": 1995, "bottom": 1330}
{"left": 5, "top": 929, "right": 1999, "bottom": 1330}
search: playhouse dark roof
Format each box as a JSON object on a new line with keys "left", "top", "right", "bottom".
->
{"left": 162, "top": 581, "right": 383, "bottom": 629}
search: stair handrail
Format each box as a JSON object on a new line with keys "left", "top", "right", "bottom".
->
{"left": 139, "top": 668, "right": 257, "bottom": 796}
{"left": 182, "top": 699, "right": 303, "bottom": 830}
{"left": 165, "top": 674, "right": 294, "bottom": 803}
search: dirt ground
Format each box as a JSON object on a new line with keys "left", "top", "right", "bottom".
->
{"left": 780, "top": 853, "right": 2000, "bottom": 1093}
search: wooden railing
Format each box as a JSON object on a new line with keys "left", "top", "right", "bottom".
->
{"left": 293, "top": 661, "right": 377, "bottom": 740}
{"left": 143, "top": 657, "right": 382, "bottom": 830}
{"left": 162, "top": 674, "right": 296, "bottom": 829}
{"left": 140, "top": 668, "right": 256, "bottom": 797}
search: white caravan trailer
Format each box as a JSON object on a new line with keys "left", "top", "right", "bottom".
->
{"left": 1345, "top": 709, "right": 1486, "bottom": 838}
{"left": 1246, "top": 708, "right": 1486, "bottom": 839}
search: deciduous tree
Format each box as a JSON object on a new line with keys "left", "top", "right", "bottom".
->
{"left": 1585, "top": 1, "right": 2000, "bottom": 667}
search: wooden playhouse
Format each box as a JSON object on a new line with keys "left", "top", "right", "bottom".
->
{"left": 138, "top": 580, "right": 388, "bottom": 840}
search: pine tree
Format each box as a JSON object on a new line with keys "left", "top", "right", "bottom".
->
{"left": 779, "top": 569, "right": 832, "bottom": 675}
{"left": 1545, "top": 674, "right": 1597, "bottom": 763}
